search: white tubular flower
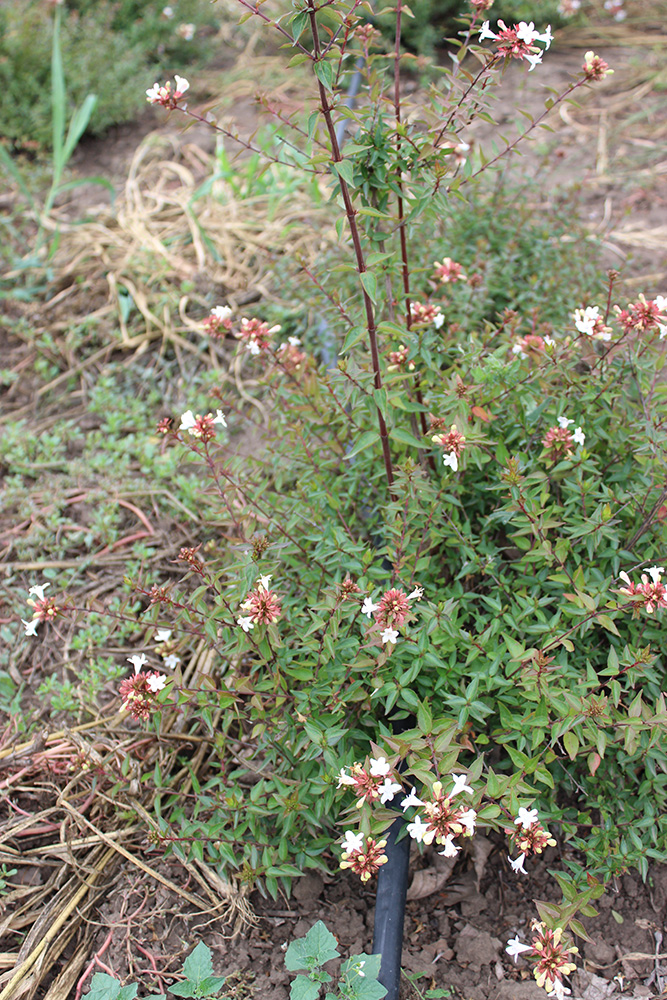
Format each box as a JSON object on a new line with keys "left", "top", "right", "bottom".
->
{"left": 213, "top": 409, "right": 227, "bottom": 426}
{"left": 459, "top": 808, "right": 477, "bottom": 834}
{"left": 479, "top": 20, "right": 497, "bottom": 41}
{"left": 408, "top": 586, "right": 424, "bottom": 600}
{"left": 381, "top": 627, "right": 399, "bottom": 645}
{"left": 22, "top": 618, "right": 39, "bottom": 636}
{"left": 237, "top": 616, "right": 255, "bottom": 632}
{"left": 505, "top": 935, "right": 533, "bottom": 962}
{"left": 514, "top": 807, "right": 539, "bottom": 829}
{"left": 155, "top": 628, "right": 172, "bottom": 642}
{"left": 508, "top": 852, "right": 528, "bottom": 874}
{"left": 557, "top": 416, "right": 574, "bottom": 428}
{"left": 647, "top": 565, "right": 664, "bottom": 585}
{"left": 369, "top": 756, "right": 391, "bottom": 777}
{"left": 438, "top": 834, "right": 461, "bottom": 858}
{"left": 401, "top": 787, "right": 424, "bottom": 811}
{"left": 407, "top": 815, "right": 429, "bottom": 843}
{"left": 179, "top": 410, "right": 197, "bottom": 432}
{"left": 127, "top": 653, "right": 147, "bottom": 673}
{"left": 379, "top": 778, "right": 402, "bottom": 804}
{"left": 337, "top": 768, "right": 357, "bottom": 788}
{"left": 361, "top": 596, "right": 379, "bottom": 617}
{"left": 442, "top": 451, "right": 458, "bottom": 472}
{"left": 257, "top": 574, "right": 272, "bottom": 591}
{"left": 28, "top": 583, "right": 50, "bottom": 601}
{"left": 342, "top": 830, "right": 365, "bottom": 853}
{"left": 450, "top": 773, "right": 473, "bottom": 797}
{"left": 146, "top": 673, "right": 167, "bottom": 693}
{"left": 173, "top": 75, "right": 190, "bottom": 96}
{"left": 163, "top": 653, "right": 180, "bottom": 669}
{"left": 573, "top": 427, "right": 585, "bottom": 447}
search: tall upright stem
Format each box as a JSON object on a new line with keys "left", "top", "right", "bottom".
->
{"left": 393, "top": 2, "right": 430, "bottom": 444}
{"left": 307, "top": 2, "right": 394, "bottom": 492}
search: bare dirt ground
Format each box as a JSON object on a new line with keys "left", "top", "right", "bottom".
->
{"left": 2, "top": 19, "right": 667, "bottom": 1000}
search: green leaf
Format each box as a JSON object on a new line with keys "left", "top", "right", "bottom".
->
{"left": 182, "top": 942, "right": 214, "bottom": 986}
{"left": 344, "top": 430, "right": 378, "bottom": 461}
{"left": 334, "top": 159, "right": 355, "bottom": 187}
{"left": 360, "top": 271, "right": 377, "bottom": 304}
{"left": 341, "top": 954, "right": 387, "bottom": 999}
{"left": 291, "top": 9, "right": 309, "bottom": 41}
{"left": 563, "top": 730, "right": 579, "bottom": 761}
{"left": 290, "top": 976, "right": 321, "bottom": 1000}
{"left": 285, "top": 921, "right": 340, "bottom": 971}
{"left": 313, "top": 60, "right": 334, "bottom": 92}
{"left": 391, "top": 427, "right": 424, "bottom": 449}
{"left": 83, "top": 974, "right": 138, "bottom": 1000}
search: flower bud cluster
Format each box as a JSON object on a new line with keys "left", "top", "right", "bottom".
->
{"left": 22, "top": 582, "right": 65, "bottom": 636}
{"left": 507, "top": 807, "right": 556, "bottom": 875}
{"left": 478, "top": 20, "right": 553, "bottom": 72}
{"left": 360, "top": 586, "right": 423, "bottom": 646}
{"left": 238, "top": 574, "right": 282, "bottom": 630}
{"left": 618, "top": 566, "right": 667, "bottom": 616}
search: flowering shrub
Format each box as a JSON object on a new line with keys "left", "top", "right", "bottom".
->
{"left": 20, "top": 2, "right": 667, "bottom": 996}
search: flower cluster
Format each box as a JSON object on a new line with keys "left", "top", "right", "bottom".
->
{"left": 146, "top": 76, "right": 190, "bottom": 109}
{"left": 507, "top": 807, "right": 557, "bottom": 874}
{"left": 618, "top": 566, "right": 667, "bottom": 615}
{"left": 604, "top": 0, "right": 626, "bottom": 21}
{"left": 541, "top": 416, "right": 584, "bottom": 462}
{"left": 276, "top": 337, "right": 307, "bottom": 374}
{"left": 337, "top": 755, "right": 402, "bottom": 808}
{"left": 361, "top": 586, "right": 423, "bottom": 645}
{"left": 512, "top": 333, "right": 555, "bottom": 359}
{"left": 22, "top": 582, "right": 63, "bottom": 636}
{"left": 337, "top": 768, "right": 476, "bottom": 879}
{"left": 582, "top": 51, "right": 613, "bottom": 83}
{"left": 120, "top": 653, "right": 168, "bottom": 721}
{"left": 404, "top": 775, "right": 476, "bottom": 857}
{"left": 203, "top": 305, "right": 233, "bottom": 339}
{"left": 238, "top": 574, "right": 282, "bottom": 630}
{"left": 433, "top": 257, "right": 466, "bottom": 284}
{"left": 573, "top": 305, "right": 611, "bottom": 341}
{"left": 387, "top": 344, "right": 415, "bottom": 372}
{"left": 237, "top": 317, "right": 281, "bottom": 355}
{"left": 615, "top": 295, "right": 667, "bottom": 339}
{"left": 479, "top": 19, "right": 553, "bottom": 71}
{"left": 506, "top": 923, "right": 577, "bottom": 998}
{"left": 339, "top": 833, "right": 388, "bottom": 882}
{"left": 410, "top": 301, "right": 444, "bottom": 328}
{"left": 432, "top": 423, "right": 466, "bottom": 472}
{"left": 179, "top": 409, "right": 227, "bottom": 443}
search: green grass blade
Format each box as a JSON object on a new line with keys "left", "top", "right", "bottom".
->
{"left": 61, "top": 94, "right": 98, "bottom": 167}
{"left": 51, "top": 5, "right": 66, "bottom": 180}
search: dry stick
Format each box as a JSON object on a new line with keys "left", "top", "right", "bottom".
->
{"left": 307, "top": 1, "right": 395, "bottom": 493}
{"left": 0, "top": 845, "right": 116, "bottom": 1000}
{"left": 465, "top": 76, "right": 585, "bottom": 185}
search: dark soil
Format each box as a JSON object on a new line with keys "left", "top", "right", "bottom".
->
{"left": 89, "top": 843, "right": 667, "bottom": 999}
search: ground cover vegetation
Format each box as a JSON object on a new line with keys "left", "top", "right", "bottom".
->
{"left": 1, "top": 0, "right": 666, "bottom": 998}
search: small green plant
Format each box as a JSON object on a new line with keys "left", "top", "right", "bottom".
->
{"left": 285, "top": 922, "right": 387, "bottom": 1000}
{"left": 0, "top": 2, "right": 113, "bottom": 255}
{"left": 0, "top": 864, "right": 18, "bottom": 895}
{"left": 83, "top": 942, "right": 226, "bottom": 1000}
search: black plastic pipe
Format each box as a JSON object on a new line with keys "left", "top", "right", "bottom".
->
{"left": 372, "top": 815, "right": 411, "bottom": 999}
